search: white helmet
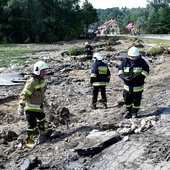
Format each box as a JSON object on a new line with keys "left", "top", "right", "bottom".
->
{"left": 33, "top": 61, "right": 48, "bottom": 75}
{"left": 93, "top": 53, "right": 103, "bottom": 61}
{"left": 128, "top": 46, "right": 139, "bottom": 58}
{"left": 85, "top": 42, "right": 89, "bottom": 45}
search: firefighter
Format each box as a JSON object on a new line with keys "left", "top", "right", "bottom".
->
{"left": 85, "top": 42, "right": 93, "bottom": 59}
{"left": 90, "top": 53, "right": 111, "bottom": 109}
{"left": 118, "top": 46, "right": 149, "bottom": 118}
{"left": 18, "top": 61, "right": 49, "bottom": 146}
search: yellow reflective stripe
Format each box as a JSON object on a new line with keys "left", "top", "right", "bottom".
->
{"left": 27, "top": 128, "right": 34, "bottom": 132}
{"left": 98, "top": 66, "right": 107, "bottom": 74}
{"left": 38, "top": 118, "right": 45, "bottom": 122}
{"left": 133, "top": 70, "right": 142, "bottom": 73}
{"left": 25, "top": 88, "right": 32, "bottom": 95}
{"left": 19, "top": 100, "right": 26, "bottom": 104}
{"left": 93, "top": 82, "right": 106, "bottom": 86}
{"left": 126, "top": 104, "right": 132, "bottom": 108}
{"left": 25, "top": 106, "right": 42, "bottom": 111}
{"left": 124, "top": 67, "right": 130, "bottom": 72}
{"left": 23, "top": 84, "right": 32, "bottom": 95}
{"left": 132, "top": 104, "right": 140, "bottom": 109}
{"left": 118, "top": 70, "right": 124, "bottom": 75}
{"left": 91, "top": 73, "right": 96, "bottom": 78}
{"left": 133, "top": 67, "right": 142, "bottom": 73}
{"left": 35, "top": 81, "right": 46, "bottom": 89}
{"left": 141, "top": 70, "right": 149, "bottom": 77}
{"left": 124, "top": 85, "right": 144, "bottom": 92}
{"left": 134, "top": 86, "right": 144, "bottom": 92}
{"left": 124, "top": 85, "right": 129, "bottom": 91}
{"left": 25, "top": 104, "right": 42, "bottom": 111}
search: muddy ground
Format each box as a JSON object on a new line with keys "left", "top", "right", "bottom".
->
{"left": 0, "top": 38, "right": 170, "bottom": 170}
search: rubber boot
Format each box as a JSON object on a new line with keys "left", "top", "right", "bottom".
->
{"left": 102, "top": 102, "right": 107, "bottom": 109}
{"left": 132, "top": 108, "right": 138, "bottom": 118}
{"left": 38, "top": 121, "right": 46, "bottom": 134}
{"left": 123, "top": 107, "right": 132, "bottom": 119}
{"left": 26, "top": 131, "right": 34, "bottom": 145}
{"left": 91, "top": 99, "right": 97, "bottom": 109}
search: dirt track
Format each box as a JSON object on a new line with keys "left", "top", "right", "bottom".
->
{"left": 0, "top": 38, "right": 170, "bottom": 170}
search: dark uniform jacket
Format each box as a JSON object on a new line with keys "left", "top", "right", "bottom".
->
{"left": 90, "top": 60, "right": 111, "bottom": 86}
{"left": 118, "top": 57, "right": 149, "bottom": 92}
{"left": 85, "top": 45, "right": 93, "bottom": 56}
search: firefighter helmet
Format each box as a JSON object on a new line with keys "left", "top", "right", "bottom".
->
{"left": 85, "top": 42, "right": 89, "bottom": 45}
{"left": 33, "top": 61, "right": 48, "bottom": 75}
{"left": 128, "top": 46, "right": 139, "bottom": 57}
{"left": 93, "top": 53, "right": 103, "bottom": 60}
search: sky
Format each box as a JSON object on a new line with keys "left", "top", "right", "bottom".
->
{"left": 80, "top": 0, "right": 148, "bottom": 9}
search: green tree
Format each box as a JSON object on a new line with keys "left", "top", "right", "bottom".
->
{"left": 146, "top": 5, "right": 170, "bottom": 33}
{"left": 2, "top": 0, "right": 23, "bottom": 42}
{"left": 56, "top": 0, "right": 82, "bottom": 40}
{"left": 81, "top": 0, "right": 98, "bottom": 37}
{"left": 23, "top": 0, "right": 43, "bottom": 42}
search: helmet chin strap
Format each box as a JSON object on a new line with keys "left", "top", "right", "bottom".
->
{"left": 130, "top": 58, "right": 137, "bottom": 61}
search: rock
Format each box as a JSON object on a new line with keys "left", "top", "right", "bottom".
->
{"left": 38, "top": 129, "right": 53, "bottom": 144}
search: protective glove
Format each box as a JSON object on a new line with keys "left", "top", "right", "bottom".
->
{"left": 123, "top": 76, "right": 132, "bottom": 82}
{"left": 18, "top": 105, "right": 24, "bottom": 116}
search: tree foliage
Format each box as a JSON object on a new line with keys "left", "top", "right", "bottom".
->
{"left": 146, "top": 4, "right": 170, "bottom": 33}
{"left": 81, "top": 0, "right": 98, "bottom": 36}
{"left": 0, "top": 0, "right": 169, "bottom": 43}
{"left": 0, "top": 0, "right": 97, "bottom": 43}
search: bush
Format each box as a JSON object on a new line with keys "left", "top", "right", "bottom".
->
{"left": 68, "top": 47, "right": 84, "bottom": 56}
{"left": 147, "top": 47, "right": 165, "bottom": 56}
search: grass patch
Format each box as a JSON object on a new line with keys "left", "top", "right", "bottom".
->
{"left": 0, "top": 43, "right": 57, "bottom": 67}
{"left": 140, "top": 38, "right": 170, "bottom": 47}
{"left": 68, "top": 47, "right": 84, "bottom": 56}
{"left": 0, "top": 49, "right": 33, "bottom": 67}
{"left": 0, "top": 43, "right": 18, "bottom": 48}
{"left": 147, "top": 47, "right": 165, "bottom": 56}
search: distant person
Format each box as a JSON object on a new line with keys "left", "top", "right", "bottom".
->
{"left": 85, "top": 42, "right": 93, "bottom": 59}
{"left": 118, "top": 46, "right": 149, "bottom": 118}
{"left": 90, "top": 53, "right": 111, "bottom": 109}
{"left": 18, "top": 61, "right": 49, "bottom": 147}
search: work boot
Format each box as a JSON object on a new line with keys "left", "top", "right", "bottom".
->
{"left": 38, "top": 122, "right": 46, "bottom": 134}
{"left": 132, "top": 108, "right": 138, "bottom": 118}
{"left": 123, "top": 108, "right": 132, "bottom": 119}
{"left": 103, "top": 102, "right": 107, "bottom": 109}
{"left": 26, "top": 133, "right": 34, "bottom": 145}
{"left": 91, "top": 99, "right": 97, "bottom": 109}
{"left": 91, "top": 103, "right": 97, "bottom": 109}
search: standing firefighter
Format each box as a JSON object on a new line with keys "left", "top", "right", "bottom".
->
{"left": 118, "top": 46, "right": 149, "bottom": 118}
{"left": 90, "top": 53, "right": 111, "bottom": 109}
{"left": 18, "top": 61, "right": 49, "bottom": 147}
{"left": 85, "top": 42, "right": 93, "bottom": 59}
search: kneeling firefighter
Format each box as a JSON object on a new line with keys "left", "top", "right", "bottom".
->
{"left": 118, "top": 46, "right": 149, "bottom": 118}
{"left": 18, "top": 61, "right": 49, "bottom": 145}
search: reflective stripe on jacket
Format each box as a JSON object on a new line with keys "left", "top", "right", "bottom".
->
{"left": 25, "top": 103, "right": 42, "bottom": 111}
